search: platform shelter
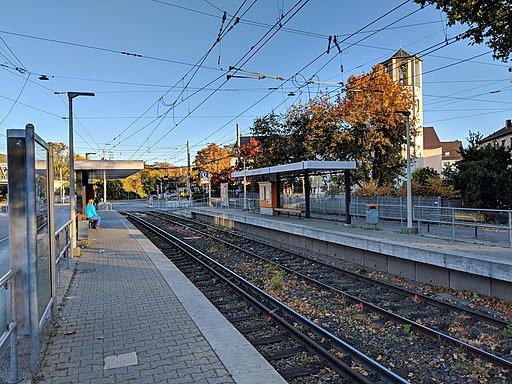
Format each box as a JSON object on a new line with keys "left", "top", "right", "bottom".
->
{"left": 232, "top": 160, "right": 356, "bottom": 223}
{"left": 74, "top": 160, "right": 144, "bottom": 214}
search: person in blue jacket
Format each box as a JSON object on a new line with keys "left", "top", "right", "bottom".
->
{"left": 86, "top": 199, "right": 102, "bottom": 229}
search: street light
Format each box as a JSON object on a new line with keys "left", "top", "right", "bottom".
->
{"left": 68, "top": 92, "right": 95, "bottom": 253}
{"left": 395, "top": 110, "right": 413, "bottom": 231}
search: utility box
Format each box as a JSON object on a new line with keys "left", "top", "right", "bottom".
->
{"left": 366, "top": 204, "right": 379, "bottom": 225}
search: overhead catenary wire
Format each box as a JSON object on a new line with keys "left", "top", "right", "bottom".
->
{"left": 129, "top": 0, "right": 311, "bottom": 160}
{"left": 109, "top": 1, "right": 253, "bottom": 151}
{"left": 169, "top": 2, "right": 461, "bottom": 162}
{"left": 0, "top": 73, "right": 29, "bottom": 125}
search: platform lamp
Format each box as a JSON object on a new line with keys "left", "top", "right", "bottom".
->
{"left": 67, "top": 92, "right": 95, "bottom": 254}
{"left": 394, "top": 110, "right": 413, "bottom": 231}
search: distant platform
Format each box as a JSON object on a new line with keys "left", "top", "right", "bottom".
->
{"left": 190, "top": 207, "right": 512, "bottom": 301}
{"left": 75, "top": 159, "right": 144, "bottom": 179}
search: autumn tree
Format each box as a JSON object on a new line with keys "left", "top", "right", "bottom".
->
{"left": 339, "top": 64, "right": 416, "bottom": 186}
{"left": 247, "top": 64, "right": 414, "bottom": 187}
{"left": 415, "top": 0, "right": 512, "bottom": 62}
{"left": 194, "top": 143, "right": 233, "bottom": 192}
{"left": 238, "top": 137, "right": 262, "bottom": 167}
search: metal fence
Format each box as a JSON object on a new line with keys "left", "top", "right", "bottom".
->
{"left": 0, "top": 270, "right": 18, "bottom": 383}
{"left": 415, "top": 205, "right": 512, "bottom": 247}
{"left": 55, "top": 220, "right": 72, "bottom": 282}
{"left": 0, "top": 219, "right": 72, "bottom": 382}
{"left": 205, "top": 193, "right": 511, "bottom": 247}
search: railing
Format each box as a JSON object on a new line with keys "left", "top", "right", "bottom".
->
{"left": 160, "top": 199, "right": 193, "bottom": 209}
{"left": 0, "top": 270, "right": 18, "bottom": 383}
{"left": 98, "top": 202, "right": 112, "bottom": 211}
{"left": 415, "top": 206, "right": 512, "bottom": 247}
{"left": 210, "top": 197, "right": 260, "bottom": 212}
{"left": 210, "top": 194, "right": 512, "bottom": 247}
{"left": 55, "top": 219, "right": 72, "bottom": 271}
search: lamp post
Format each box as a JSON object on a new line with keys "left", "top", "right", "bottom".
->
{"left": 68, "top": 92, "right": 95, "bottom": 253}
{"left": 395, "top": 110, "right": 413, "bottom": 231}
{"left": 242, "top": 157, "right": 247, "bottom": 210}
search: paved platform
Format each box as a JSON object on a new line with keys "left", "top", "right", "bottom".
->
{"left": 37, "top": 211, "right": 286, "bottom": 384}
{"left": 189, "top": 207, "right": 512, "bottom": 300}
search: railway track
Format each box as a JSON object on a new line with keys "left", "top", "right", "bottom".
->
{"left": 125, "top": 212, "right": 408, "bottom": 384}
{"left": 132, "top": 210, "right": 512, "bottom": 383}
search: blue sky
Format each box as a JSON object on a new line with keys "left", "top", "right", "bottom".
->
{"left": 1, "top": 0, "right": 510, "bottom": 165}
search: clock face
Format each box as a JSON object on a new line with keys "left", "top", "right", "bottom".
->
{"left": 399, "top": 61, "right": 408, "bottom": 73}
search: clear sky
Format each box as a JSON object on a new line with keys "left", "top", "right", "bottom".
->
{"left": 1, "top": 0, "right": 510, "bottom": 165}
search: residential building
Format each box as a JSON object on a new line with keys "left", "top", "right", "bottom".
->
{"left": 479, "top": 119, "right": 512, "bottom": 148}
{"left": 441, "top": 140, "right": 463, "bottom": 170}
{"left": 423, "top": 126, "right": 462, "bottom": 174}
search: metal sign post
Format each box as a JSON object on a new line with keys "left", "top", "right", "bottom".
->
{"left": 7, "top": 124, "right": 55, "bottom": 374}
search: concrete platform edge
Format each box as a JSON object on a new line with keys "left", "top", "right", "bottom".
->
{"left": 190, "top": 208, "right": 512, "bottom": 283}
{"left": 118, "top": 214, "right": 286, "bottom": 384}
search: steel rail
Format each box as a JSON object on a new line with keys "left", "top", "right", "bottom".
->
{"left": 153, "top": 211, "right": 509, "bottom": 328}
{"left": 147, "top": 211, "right": 512, "bottom": 370}
{"left": 125, "top": 212, "right": 410, "bottom": 384}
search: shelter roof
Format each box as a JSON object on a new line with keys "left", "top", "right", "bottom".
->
{"left": 231, "top": 160, "right": 356, "bottom": 178}
{"left": 75, "top": 160, "right": 145, "bottom": 180}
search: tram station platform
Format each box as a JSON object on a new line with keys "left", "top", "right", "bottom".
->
{"left": 36, "top": 211, "right": 286, "bottom": 384}
{"left": 188, "top": 207, "right": 512, "bottom": 301}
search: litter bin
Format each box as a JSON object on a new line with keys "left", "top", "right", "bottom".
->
{"left": 366, "top": 204, "right": 379, "bottom": 225}
{"left": 77, "top": 214, "right": 90, "bottom": 240}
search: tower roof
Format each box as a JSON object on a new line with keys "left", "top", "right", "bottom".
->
{"left": 384, "top": 48, "right": 422, "bottom": 62}
{"left": 392, "top": 48, "right": 411, "bottom": 58}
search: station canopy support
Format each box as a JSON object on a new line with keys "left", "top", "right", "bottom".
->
{"left": 232, "top": 160, "right": 356, "bottom": 223}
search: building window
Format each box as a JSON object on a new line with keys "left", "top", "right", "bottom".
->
{"left": 502, "top": 139, "right": 506, "bottom": 147}
{"left": 444, "top": 151, "right": 450, "bottom": 156}
{"left": 414, "top": 61, "right": 420, "bottom": 87}
{"left": 399, "top": 62, "right": 408, "bottom": 85}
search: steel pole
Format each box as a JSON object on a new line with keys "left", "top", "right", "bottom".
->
{"left": 68, "top": 96, "right": 76, "bottom": 252}
{"left": 187, "top": 141, "right": 191, "bottom": 202}
{"left": 67, "top": 92, "right": 95, "bottom": 252}
{"left": 25, "top": 124, "right": 40, "bottom": 373}
{"left": 243, "top": 158, "right": 247, "bottom": 210}
{"left": 103, "top": 148, "right": 107, "bottom": 204}
{"left": 405, "top": 112, "right": 412, "bottom": 229}
{"left": 60, "top": 167, "right": 63, "bottom": 204}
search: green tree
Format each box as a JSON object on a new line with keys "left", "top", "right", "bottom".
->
{"left": 410, "top": 167, "right": 460, "bottom": 198}
{"left": 412, "top": 167, "right": 440, "bottom": 184}
{"left": 50, "top": 142, "right": 69, "bottom": 194}
{"left": 447, "top": 132, "right": 512, "bottom": 208}
{"left": 415, "top": 0, "right": 512, "bottom": 61}
{"left": 250, "top": 112, "right": 299, "bottom": 166}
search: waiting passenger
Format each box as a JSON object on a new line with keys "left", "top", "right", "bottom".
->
{"left": 86, "top": 199, "right": 102, "bottom": 229}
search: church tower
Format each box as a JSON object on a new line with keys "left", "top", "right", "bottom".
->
{"left": 382, "top": 48, "right": 424, "bottom": 166}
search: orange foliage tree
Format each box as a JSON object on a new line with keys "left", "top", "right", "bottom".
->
{"left": 336, "top": 64, "right": 416, "bottom": 186}
{"left": 248, "top": 64, "right": 415, "bottom": 186}
{"left": 194, "top": 143, "right": 234, "bottom": 192}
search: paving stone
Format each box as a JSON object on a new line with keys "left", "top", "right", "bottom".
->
{"left": 37, "top": 212, "right": 235, "bottom": 383}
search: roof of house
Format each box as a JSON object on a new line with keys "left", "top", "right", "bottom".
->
{"left": 480, "top": 121, "right": 512, "bottom": 143}
{"left": 423, "top": 126, "right": 441, "bottom": 150}
{"left": 441, "top": 141, "right": 462, "bottom": 161}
